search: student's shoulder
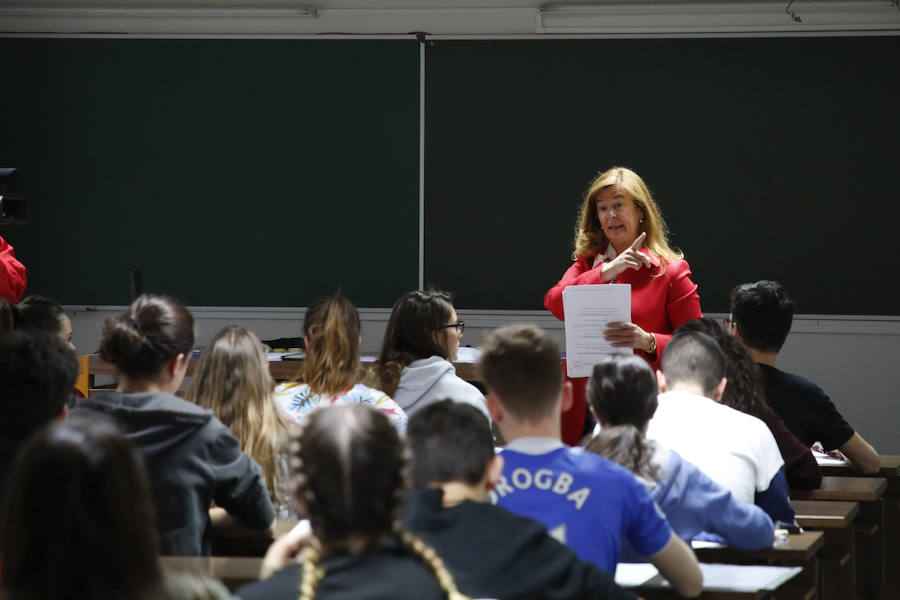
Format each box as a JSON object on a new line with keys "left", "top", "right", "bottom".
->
{"left": 348, "top": 382, "right": 394, "bottom": 403}
{"left": 236, "top": 563, "right": 299, "bottom": 600}
{"left": 762, "top": 364, "right": 825, "bottom": 396}
{"left": 273, "top": 381, "right": 309, "bottom": 397}
{"left": 564, "top": 447, "right": 647, "bottom": 484}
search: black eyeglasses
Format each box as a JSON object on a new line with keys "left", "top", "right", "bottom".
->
{"left": 439, "top": 321, "right": 465, "bottom": 336}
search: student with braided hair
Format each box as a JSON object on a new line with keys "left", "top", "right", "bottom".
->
{"left": 237, "top": 404, "right": 466, "bottom": 600}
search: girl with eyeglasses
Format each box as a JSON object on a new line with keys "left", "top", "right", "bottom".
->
{"left": 365, "top": 290, "right": 488, "bottom": 422}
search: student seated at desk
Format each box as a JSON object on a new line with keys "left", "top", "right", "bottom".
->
{"left": 72, "top": 294, "right": 275, "bottom": 556}
{"left": 237, "top": 405, "right": 464, "bottom": 600}
{"left": 402, "top": 399, "right": 637, "bottom": 600}
{"left": 0, "top": 331, "right": 77, "bottom": 496}
{"left": 729, "top": 280, "right": 880, "bottom": 474}
{"left": 273, "top": 294, "right": 406, "bottom": 433}
{"left": 365, "top": 290, "right": 488, "bottom": 422}
{"left": 480, "top": 324, "right": 702, "bottom": 597}
{"left": 1, "top": 295, "right": 75, "bottom": 349}
{"left": 1, "top": 295, "right": 83, "bottom": 403}
{"left": 0, "top": 416, "right": 167, "bottom": 600}
{"left": 646, "top": 331, "right": 795, "bottom": 525}
{"left": 186, "top": 325, "right": 296, "bottom": 519}
{"left": 585, "top": 354, "right": 774, "bottom": 556}
{"left": 677, "top": 317, "right": 821, "bottom": 490}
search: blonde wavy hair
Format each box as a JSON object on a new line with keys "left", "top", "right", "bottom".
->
{"left": 573, "top": 167, "right": 682, "bottom": 271}
{"left": 185, "top": 325, "right": 291, "bottom": 506}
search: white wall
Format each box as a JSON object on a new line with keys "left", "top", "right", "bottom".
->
{"left": 70, "top": 306, "right": 900, "bottom": 453}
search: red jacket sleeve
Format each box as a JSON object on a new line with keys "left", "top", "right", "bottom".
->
{"left": 0, "top": 236, "right": 27, "bottom": 303}
{"left": 543, "top": 257, "right": 602, "bottom": 321}
{"left": 653, "top": 259, "right": 702, "bottom": 361}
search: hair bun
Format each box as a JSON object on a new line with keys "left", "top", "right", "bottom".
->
{"left": 99, "top": 295, "right": 194, "bottom": 379}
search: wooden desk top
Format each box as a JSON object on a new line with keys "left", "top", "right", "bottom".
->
{"left": 87, "top": 354, "right": 482, "bottom": 383}
{"left": 791, "top": 500, "right": 859, "bottom": 528}
{"left": 790, "top": 476, "right": 886, "bottom": 502}
{"left": 693, "top": 531, "right": 824, "bottom": 563}
{"left": 160, "top": 556, "right": 263, "bottom": 591}
{"left": 817, "top": 455, "right": 900, "bottom": 479}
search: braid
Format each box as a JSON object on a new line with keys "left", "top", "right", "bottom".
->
{"left": 392, "top": 521, "right": 468, "bottom": 600}
{"left": 298, "top": 538, "right": 325, "bottom": 600}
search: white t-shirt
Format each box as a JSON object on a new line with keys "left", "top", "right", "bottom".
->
{"left": 646, "top": 389, "right": 784, "bottom": 505}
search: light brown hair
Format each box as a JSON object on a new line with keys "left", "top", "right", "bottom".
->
{"left": 185, "top": 325, "right": 291, "bottom": 506}
{"left": 291, "top": 295, "right": 362, "bottom": 396}
{"left": 479, "top": 324, "right": 561, "bottom": 421}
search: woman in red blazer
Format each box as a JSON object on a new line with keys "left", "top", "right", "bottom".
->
{"left": 544, "top": 167, "right": 702, "bottom": 444}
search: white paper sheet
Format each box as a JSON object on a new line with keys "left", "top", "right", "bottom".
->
{"left": 813, "top": 449, "right": 846, "bottom": 467}
{"left": 615, "top": 562, "right": 802, "bottom": 593}
{"left": 562, "top": 284, "right": 631, "bottom": 378}
{"left": 456, "top": 346, "right": 483, "bottom": 363}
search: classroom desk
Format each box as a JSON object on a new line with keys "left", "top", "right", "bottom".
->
{"left": 83, "top": 354, "right": 481, "bottom": 395}
{"left": 617, "top": 563, "right": 802, "bottom": 600}
{"left": 160, "top": 556, "right": 262, "bottom": 592}
{"left": 693, "top": 531, "right": 823, "bottom": 600}
{"left": 791, "top": 500, "right": 859, "bottom": 600}
{"left": 815, "top": 455, "right": 900, "bottom": 600}
{"left": 791, "top": 477, "right": 886, "bottom": 600}
{"left": 162, "top": 556, "right": 801, "bottom": 599}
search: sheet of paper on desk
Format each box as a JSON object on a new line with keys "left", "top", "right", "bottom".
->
{"left": 456, "top": 346, "right": 483, "bottom": 363}
{"left": 697, "top": 564, "right": 802, "bottom": 592}
{"left": 616, "top": 563, "right": 802, "bottom": 592}
{"left": 614, "top": 563, "right": 659, "bottom": 587}
{"left": 813, "top": 449, "right": 846, "bottom": 466}
{"left": 691, "top": 540, "right": 725, "bottom": 550}
{"left": 562, "top": 284, "right": 631, "bottom": 378}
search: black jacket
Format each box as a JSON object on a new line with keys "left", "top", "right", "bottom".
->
{"left": 237, "top": 542, "right": 447, "bottom": 600}
{"left": 401, "top": 488, "right": 636, "bottom": 600}
{"left": 73, "top": 391, "right": 274, "bottom": 555}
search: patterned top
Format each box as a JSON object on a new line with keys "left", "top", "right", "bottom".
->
{"left": 274, "top": 382, "right": 407, "bottom": 433}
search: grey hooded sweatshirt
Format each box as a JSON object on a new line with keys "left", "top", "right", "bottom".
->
{"left": 392, "top": 356, "right": 490, "bottom": 422}
{"left": 72, "top": 391, "right": 274, "bottom": 555}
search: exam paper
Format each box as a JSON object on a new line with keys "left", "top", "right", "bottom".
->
{"left": 615, "top": 562, "right": 802, "bottom": 593}
{"left": 562, "top": 284, "right": 631, "bottom": 378}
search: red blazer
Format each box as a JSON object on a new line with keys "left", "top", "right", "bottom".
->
{"left": 0, "top": 236, "right": 26, "bottom": 303}
{"left": 544, "top": 248, "right": 702, "bottom": 369}
{"left": 544, "top": 248, "right": 702, "bottom": 445}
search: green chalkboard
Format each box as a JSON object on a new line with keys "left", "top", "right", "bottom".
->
{"left": 1, "top": 38, "right": 420, "bottom": 307}
{"left": 423, "top": 37, "right": 900, "bottom": 315}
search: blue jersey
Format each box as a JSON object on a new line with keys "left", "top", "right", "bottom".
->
{"left": 490, "top": 441, "right": 671, "bottom": 573}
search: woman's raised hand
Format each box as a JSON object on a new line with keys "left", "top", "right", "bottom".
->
{"left": 599, "top": 232, "right": 652, "bottom": 282}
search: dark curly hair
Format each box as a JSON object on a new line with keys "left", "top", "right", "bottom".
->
{"left": 676, "top": 317, "right": 767, "bottom": 420}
